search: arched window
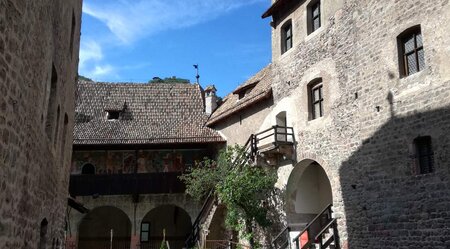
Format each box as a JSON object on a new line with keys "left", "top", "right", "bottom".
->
{"left": 397, "top": 25, "right": 424, "bottom": 77}
{"left": 70, "top": 11, "right": 76, "bottom": 57}
{"left": 281, "top": 20, "right": 293, "bottom": 54}
{"left": 276, "top": 112, "right": 287, "bottom": 142}
{"left": 82, "top": 163, "right": 95, "bottom": 174}
{"left": 39, "top": 219, "right": 48, "bottom": 249}
{"left": 307, "top": 0, "right": 321, "bottom": 34}
{"left": 308, "top": 78, "right": 324, "bottom": 120}
{"left": 45, "top": 64, "right": 58, "bottom": 141}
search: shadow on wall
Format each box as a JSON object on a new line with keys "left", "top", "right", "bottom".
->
{"left": 339, "top": 107, "right": 450, "bottom": 249}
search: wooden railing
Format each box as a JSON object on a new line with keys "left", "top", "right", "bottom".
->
{"left": 243, "top": 125, "right": 295, "bottom": 159}
{"left": 292, "top": 204, "right": 339, "bottom": 249}
{"left": 69, "top": 172, "right": 186, "bottom": 196}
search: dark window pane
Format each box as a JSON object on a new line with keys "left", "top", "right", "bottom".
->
{"left": 314, "top": 103, "right": 321, "bottom": 118}
{"left": 313, "top": 88, "right": 320, "bottom": 101}
{"left": 313, "top": 4, "right": 320, "bottom": 17}
{"left": 313, "top": 18, "right": 320, "bottom": 31}
{"left": 407, "top": 53, "right": 417, "bottom": 75}
{"left": 403, "top": 35, "right": 415, "bottom": 53}
{"left": 418, "top": 49, "right": 425, "bottom": 71}
{"left": 286, "top": 37, "right": 292, "bottom": 50}
{"left": 142, "top": 223, "right": 149, "bottom": 231}
{"left": 416, "top": 33, "right": 423, "bottom": 47}
{"left": 141, "top": 232, "right": 149, "bottom": 242}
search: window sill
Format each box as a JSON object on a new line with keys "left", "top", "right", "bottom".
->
{"left": 305, "top": 26, "right": 324, "bottom": 42}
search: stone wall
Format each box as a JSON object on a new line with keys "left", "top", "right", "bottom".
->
{"left": 212, "top": 0, "right": 450, "bottom": 248}
{"left": 0, "top": 0, "right": 82, "bottom": 248}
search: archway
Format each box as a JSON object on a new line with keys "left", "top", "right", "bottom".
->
{"left": 140, "top": 205, "right": 192, "bottom": 249}
{"left": 286, "top": 160, "right": 332, "bottom": 232}
{"left": 81, "top": 163, "right": 95, "bottom": 174}
{"left": 78, "top": 206, "right": 131, "bottom": 249}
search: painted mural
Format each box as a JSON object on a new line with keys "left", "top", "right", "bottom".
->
{"left": 72, "top": 149, "right": 207, "bottom": 175}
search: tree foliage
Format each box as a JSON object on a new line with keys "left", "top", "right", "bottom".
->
{"left": 149, "top": 76, "right": 190, "bottom": 84}
{"left": 179, "top": 145, "right": 277, "bottom": 239}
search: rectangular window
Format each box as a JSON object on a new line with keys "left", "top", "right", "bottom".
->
{"left": 140, "top": 223, "right": 150, "bottom": 242}
{"left": 308, "top": 1, "right": 321, "bottom": 34}
{"left": 310, "top": 83, "right": 323, "bottom": 119}
{"left": 282, "top": 21, "right": 292, "bottom": 54}
{"left": 399, "top": 27, "right": 424, "bottom": 77}
{"left": 414, "top": 136, "right": 434, "bottom": 174}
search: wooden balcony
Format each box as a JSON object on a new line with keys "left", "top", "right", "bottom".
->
{"left": 69, "top": 172, "right": 186, "bottom": 197}
{"left": 244, "top": 125, "right": 295, "bottom": 165}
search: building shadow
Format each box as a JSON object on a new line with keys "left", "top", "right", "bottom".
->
{"left": 339, "top": 107, "right": 450, "bottom": 248}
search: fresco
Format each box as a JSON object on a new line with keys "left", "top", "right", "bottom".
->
{"left": 72, "top": 149, "right": 207, "bottom": 175}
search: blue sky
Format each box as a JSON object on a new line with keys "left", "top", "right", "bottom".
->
{"left": 79, "top": 0, "right": 272, "bottom": 97}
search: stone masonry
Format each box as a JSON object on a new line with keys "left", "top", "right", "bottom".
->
{"left": 0, "top": 0, "right": 82, "bottom": 248}
{"left": 209, "top": 0, "right": 450, "bottom": 248}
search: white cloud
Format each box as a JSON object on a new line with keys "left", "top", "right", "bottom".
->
{"left": 90, "top": 65, "right": 116, "bottom": 78}
{"left": 79, "top": 40, "right": 103, "bottom": 70}
{"left": 83, "top": 0, "right": 265, "bottom": 44}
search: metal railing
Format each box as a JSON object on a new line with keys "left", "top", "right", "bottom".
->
{"left": 185, "top": 191, "right": 216, "bottom": 248}
{"left": 272, "top": 226, "right": 291, "bottom": 249}
{"left": 292, "top": 204, "right": 339, "bottom": 249}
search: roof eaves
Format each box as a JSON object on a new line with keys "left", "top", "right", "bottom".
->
{"left": 207, "top": 88, "right": 272, "bottom": 126}
{"left": 262, "top": 0, "right": 288, "bottom": 18}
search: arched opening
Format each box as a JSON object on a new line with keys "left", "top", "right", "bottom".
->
{"left": 81, "top": 163, "right": 95, "bottom": 175}
{"left": 140, "top": 205, "right": 192, "bottom": 249}
{"left": 276, "top": 111, "right": 287, "bottom": 142}
{"left": 78, "top": 206, "right": 131, "bottom": 249}
{"left": 39, "top": 218, "right": 48, "bottom": 249}
{"left": 286, "top": 160, "right": 332, "bottom": 233}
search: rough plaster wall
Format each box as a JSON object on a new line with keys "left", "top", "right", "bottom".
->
{"left": 0, "top": 0, "right": 82, "bottom": 248}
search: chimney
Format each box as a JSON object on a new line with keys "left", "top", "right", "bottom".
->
{"left": 204, "top": 85, "right": 218, "bottom": 115}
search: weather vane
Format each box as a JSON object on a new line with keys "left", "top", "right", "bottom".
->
{"left": 193, "top": 64, "right": 200, "bottom": 84}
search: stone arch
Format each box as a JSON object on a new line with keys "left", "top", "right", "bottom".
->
{"left": 81, "top": 163, "right": 95, "bottom": 174}
{"left": 285, "top": 159, "right": 333, "bottom": 232}
{"left": 140, "top": 205, "right": 192, "bottom": 249}
{"left": 78, "top": 206, "right": 131, "bottom": 249}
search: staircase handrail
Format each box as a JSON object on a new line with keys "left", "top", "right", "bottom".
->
{"left": 185, "top": 190, "right": 215, "bottom": 248}
{"left": 272, "top": 226, "right": 291, "bottom": 249}
{"left": 292, "top": 203, "right": 333, "bottom": 248}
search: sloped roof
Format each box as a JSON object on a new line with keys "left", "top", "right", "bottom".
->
{"left": 74, "top": 81, "right": 225, "bottom": 145}
{"left": 207, "top": 64, "right": 273, "bottom": 126}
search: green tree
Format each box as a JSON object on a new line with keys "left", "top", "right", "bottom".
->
{"left": 180, "top": 145, "right": 276, "bottom": 247}
{"left": 148, "top": 76, "right": 190, "bottom": 84}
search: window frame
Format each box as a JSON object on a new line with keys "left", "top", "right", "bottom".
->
{"left": 281, "top": 20, "right": 293, "bottom": 54}
{"left": 140, "top": 222, "right": 150, "bottom": 242}
{"left": 398, "top": 25, "right": 424, "bottom": 77}
{"left": 307, "top": 0, "right": 321, "bottom": 35}
{"left": 413, "top": 136, "right": 434, "bottom": 175}
{"left": 308, "top": 79, "right": 324, "bottom": 120}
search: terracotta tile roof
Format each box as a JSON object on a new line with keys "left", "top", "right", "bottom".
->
{"left": 74, "top": 81, "right": 225, "bottom": 145}
{"left": 206, "top": 64, "right": 273, "bottom": 126}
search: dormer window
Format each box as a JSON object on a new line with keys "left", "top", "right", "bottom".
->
{"left": 233, "top": 81, "right": 258, "bottom": 100}
{"left": 107, "top": 111, "right": 120, "bottom": 120}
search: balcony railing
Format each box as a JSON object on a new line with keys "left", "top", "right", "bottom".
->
{"left": 69, "top": 172, "right": 186, "bottom": 196}
{"left": 244, "top": 125, "right": 295, "bottom": 159}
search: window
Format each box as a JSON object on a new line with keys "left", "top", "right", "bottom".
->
{"left": 281, "top": 20, "right": 292, "bottom": 54}
{"left": 70, "top": 11, "right": 76, "bottom": 57}
{"left": 39, "top": 219, "right": 48, "bottom": 249}
{"left": 398, "top": 26, "right": 424, "bottom": 77}
{"left": 309, "top": 79, "right": 324, "bottom": 120}
{"left": 81, "top": 163, "right": 95, "bottom": 174}
{"left": 46, "top": 64, "right": 58, "bottom": 140}
{"left": 308, "top": 0, "right": 321, "bottom": 34}
{"left": 413, "top": 136, "right": 434, "bottom": 174}
{"left": 107, "top": 111, "right": 120, "bottom": 120}
{"left": 276, "top": 112, "right": 287, "bottom": 142}
{"left": 140, "top": 222, "right": 150, "bottom": 242}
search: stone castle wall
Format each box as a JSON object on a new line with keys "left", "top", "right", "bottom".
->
{"left": 0, "top": 0, "right": 82, "bottom": 248}
{"left": 213, "top": 0, "right": 450, "bottom": 248}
